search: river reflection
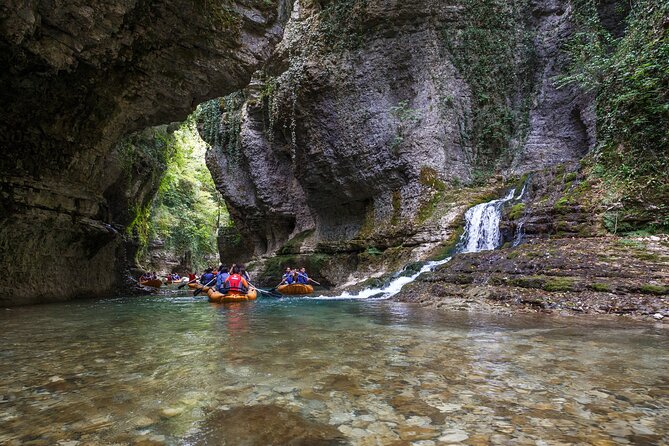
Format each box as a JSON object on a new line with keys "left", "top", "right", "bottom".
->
{"left": 0, "top": 295, "right": 667, "bottom": 445}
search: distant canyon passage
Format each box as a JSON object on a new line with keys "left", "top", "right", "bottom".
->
{"left": 0, "top": 0, "right": 628, "bottom": 305}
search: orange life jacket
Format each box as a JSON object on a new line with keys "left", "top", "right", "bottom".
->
{"left": 225, "top": 274, "right": 248, "bottom": 294}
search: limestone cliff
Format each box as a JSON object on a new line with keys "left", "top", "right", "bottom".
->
{"left": 201, "top": 0, "right": 600, "bottom": 285}
{"left": 0, "top": 0, "right": 290, "bottom": 305}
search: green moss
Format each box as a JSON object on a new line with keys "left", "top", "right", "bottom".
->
{"left": 543, "top": 277, "right": 576, "bottom": 292}
{"left": 589, "top": 282, "right": 611, "bottom": 292}
{"left": 514, "top": 172, "right": 530, "bottom": 192}
{"left": 616, "top": 238, "right": 645, "bottom": 249}
{"left": 419, "top": 167, "right": 446, "bottom": 191}
{"left": 429, "top": 227, "right": 465, "bottom": 260}
{"left": 365, "top": 246, "right": 383, "bottom": 256}
{"left": 555, "top": 196, "right": 571, "bottom": 208}
{"left": 565, "top": 172, "right": 578, "bottom": 183}
{"left": 417, "top": 191, "right": 445, "bottom": 223}
{"left": 633, "top": 252, "right": 661, "bottom": 261}
{"left": 640, "top": 284, "right": 668, "bottom": 295}
{"left": 510, "top": 275, "right": 546, "bottom": 289}
{"left": 508, "top": 203, "right": 526, "bottom": 220}
{"left": 572, "top": 180, "right": 591, "bottom": 197}
{"left": 357, "top": 202, "right": 376, "bottom": 238}
{"left": 127, "top": 203, "right": 152, "bottom": 254}
{"left": 506, "top": 250, "right": 521, "bottom": 259}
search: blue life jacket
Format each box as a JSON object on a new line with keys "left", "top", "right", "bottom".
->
{"left": 216, "top": 272, "right": 230, "bottom": 291}
{"left": 296, "top": 272, "right": 308, "bottom": 284}
{"left": 283, "top": 273, "right": 295, "bottom": 285}
{"left": 200, "top": 272, "right": 215, "bottom": 285}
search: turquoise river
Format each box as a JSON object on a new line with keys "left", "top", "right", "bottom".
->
{"left": 1, "top": 292, "right": 668, "bottom": 445}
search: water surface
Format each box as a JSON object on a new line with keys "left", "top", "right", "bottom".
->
{"left": 1, "top": 293, "right": 667, "bottom": 445}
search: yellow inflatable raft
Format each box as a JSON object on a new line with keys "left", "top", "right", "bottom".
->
{"left": 207, "top": 287, "right": 258, "bottom": 303}
{"left": 276, "top": 284, "right": 314, "bottom": 295}
{"left": 189, "top": 283, "right": 212, "bottom": 293}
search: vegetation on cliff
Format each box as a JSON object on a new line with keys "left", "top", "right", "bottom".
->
{"left": 443, "top": 0, "right": 536, "bottom": 181}
{"left": 561, "top": 0, "right": 669, "bottom": 233}
{"left": 129, "top": 117, "right": 229, "bottom": 272}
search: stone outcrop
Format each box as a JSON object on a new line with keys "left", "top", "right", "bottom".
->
{"left": 394, "top": 165, "right": 669, "bottom": 321}
{"left": 395, "top": 236, "right": 669, "bottom": 321}
{"left": 0, "top": 0, "right": 290, "bottom": 305}
{"left": 202, "top": 0, "right": 601, "bottom": 285}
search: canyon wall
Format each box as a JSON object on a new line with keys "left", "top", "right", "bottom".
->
{"left": 201, "top": 0, "right": 600, "bottom": 285}
{"left": 0, "top": 0, "right": 290, "bottom": 305}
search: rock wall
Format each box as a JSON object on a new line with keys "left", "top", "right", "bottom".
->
{"left": 0, "top": 0, "right": 290, "bottom": 305}
{"left": 202, "top": 0, "right": 600, "bottom": 285}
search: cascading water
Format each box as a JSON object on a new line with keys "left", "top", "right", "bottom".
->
{"left": 458, "top": 189, "right": 516, "bottom": 253}
{"left": 314, "top": 188, "right": 519, "bottom": 300}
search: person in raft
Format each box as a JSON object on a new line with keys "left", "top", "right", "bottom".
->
{"left": 221, "top": 265, "right": 249, "bottom": 295}
{"left": 216, "top": 266, "right": 230, "bottom": 292}
{"left": 239, "top": 264, "right": 251, "bottom": 282}
{"left": 200, "top": 268, "right": 215, "bottom": 285}
{"left": 279, "top": 267, "right": 295, "bottom": 286}
{"left": 296, "top": 267, "right": 317, "bottom": 285}
{"left": 139, "top": 272, "right": 151, "bottom": 282}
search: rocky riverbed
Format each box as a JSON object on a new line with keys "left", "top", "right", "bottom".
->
{"left": 1, "top": 297, "right": 668, "bottom": 445}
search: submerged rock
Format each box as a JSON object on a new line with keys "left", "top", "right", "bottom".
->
{"left": 187, "top": 404, "right": 346, "bottom": 445}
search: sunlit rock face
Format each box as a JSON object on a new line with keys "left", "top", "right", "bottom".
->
{"left": 0, "top": 0, "right": 290, "bottom": 305}
{"left": 203, "top": 0, "right": 599, "bottom": 265}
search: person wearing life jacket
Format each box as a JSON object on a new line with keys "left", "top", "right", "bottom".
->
{"left": 279, "top": 267, "right": 295, "bottom": 286}
{"left": 222, "top": 265, "right": 249, "bottom": 295}
{"left": 200, "top": 268, "right": 215, "bottom": 285}
{"left": 216, "top": 266, "right": 230, "bottom": 291}
{"left": 296, "top": 267, "right": 311, "bottom": 284}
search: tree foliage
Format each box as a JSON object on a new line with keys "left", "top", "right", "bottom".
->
{"left": 141, "top": 117, "right": 230, "bottom": 271}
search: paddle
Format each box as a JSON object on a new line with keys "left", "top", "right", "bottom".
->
{"left": 309, "top": 279, "right": 321, "bottom": 286}
{"left": 178, "top": 279, "right": 197, "bottom": 289}
{"left": 249, "top": 283, "right": 281, "bottom": 298}
{"left": 193, "top": 277, "right": 216, "bottom": 296}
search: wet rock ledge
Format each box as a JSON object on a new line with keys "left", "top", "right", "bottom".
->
{"left": 395, "top": 236, "right": 669, "bottom": 322}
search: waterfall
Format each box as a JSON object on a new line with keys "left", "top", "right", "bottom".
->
{"left": 312, "top": 188, "right": 517, "bottom": 300}
{"left": 458, "top": 189, "right": 516, "bottom": 253}
{"left": 512, "top": 222, "right": 524, "bottom": 247}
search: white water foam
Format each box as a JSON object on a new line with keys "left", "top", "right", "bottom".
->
{"left": 310, "top": 188, "right": 520, "bottom": 300}
{"left": 459, "top": 189, "right": 516, "bottom": 253}
{"left": 309, "top": 258, "right": 452, "bottom": 300}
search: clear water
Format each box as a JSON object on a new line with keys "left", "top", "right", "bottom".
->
{"left": 1, "top": 294, "right": 668, "bottom": 445}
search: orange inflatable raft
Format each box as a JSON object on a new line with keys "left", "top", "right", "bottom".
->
{"left": 207, "top": 287, "right": 258, "bottom": 303}
{"left": 139, "top": 279, "right": 162, "bottom": 288}
{"left": 276, "top": 284, "right": 314, "bottom": 295}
